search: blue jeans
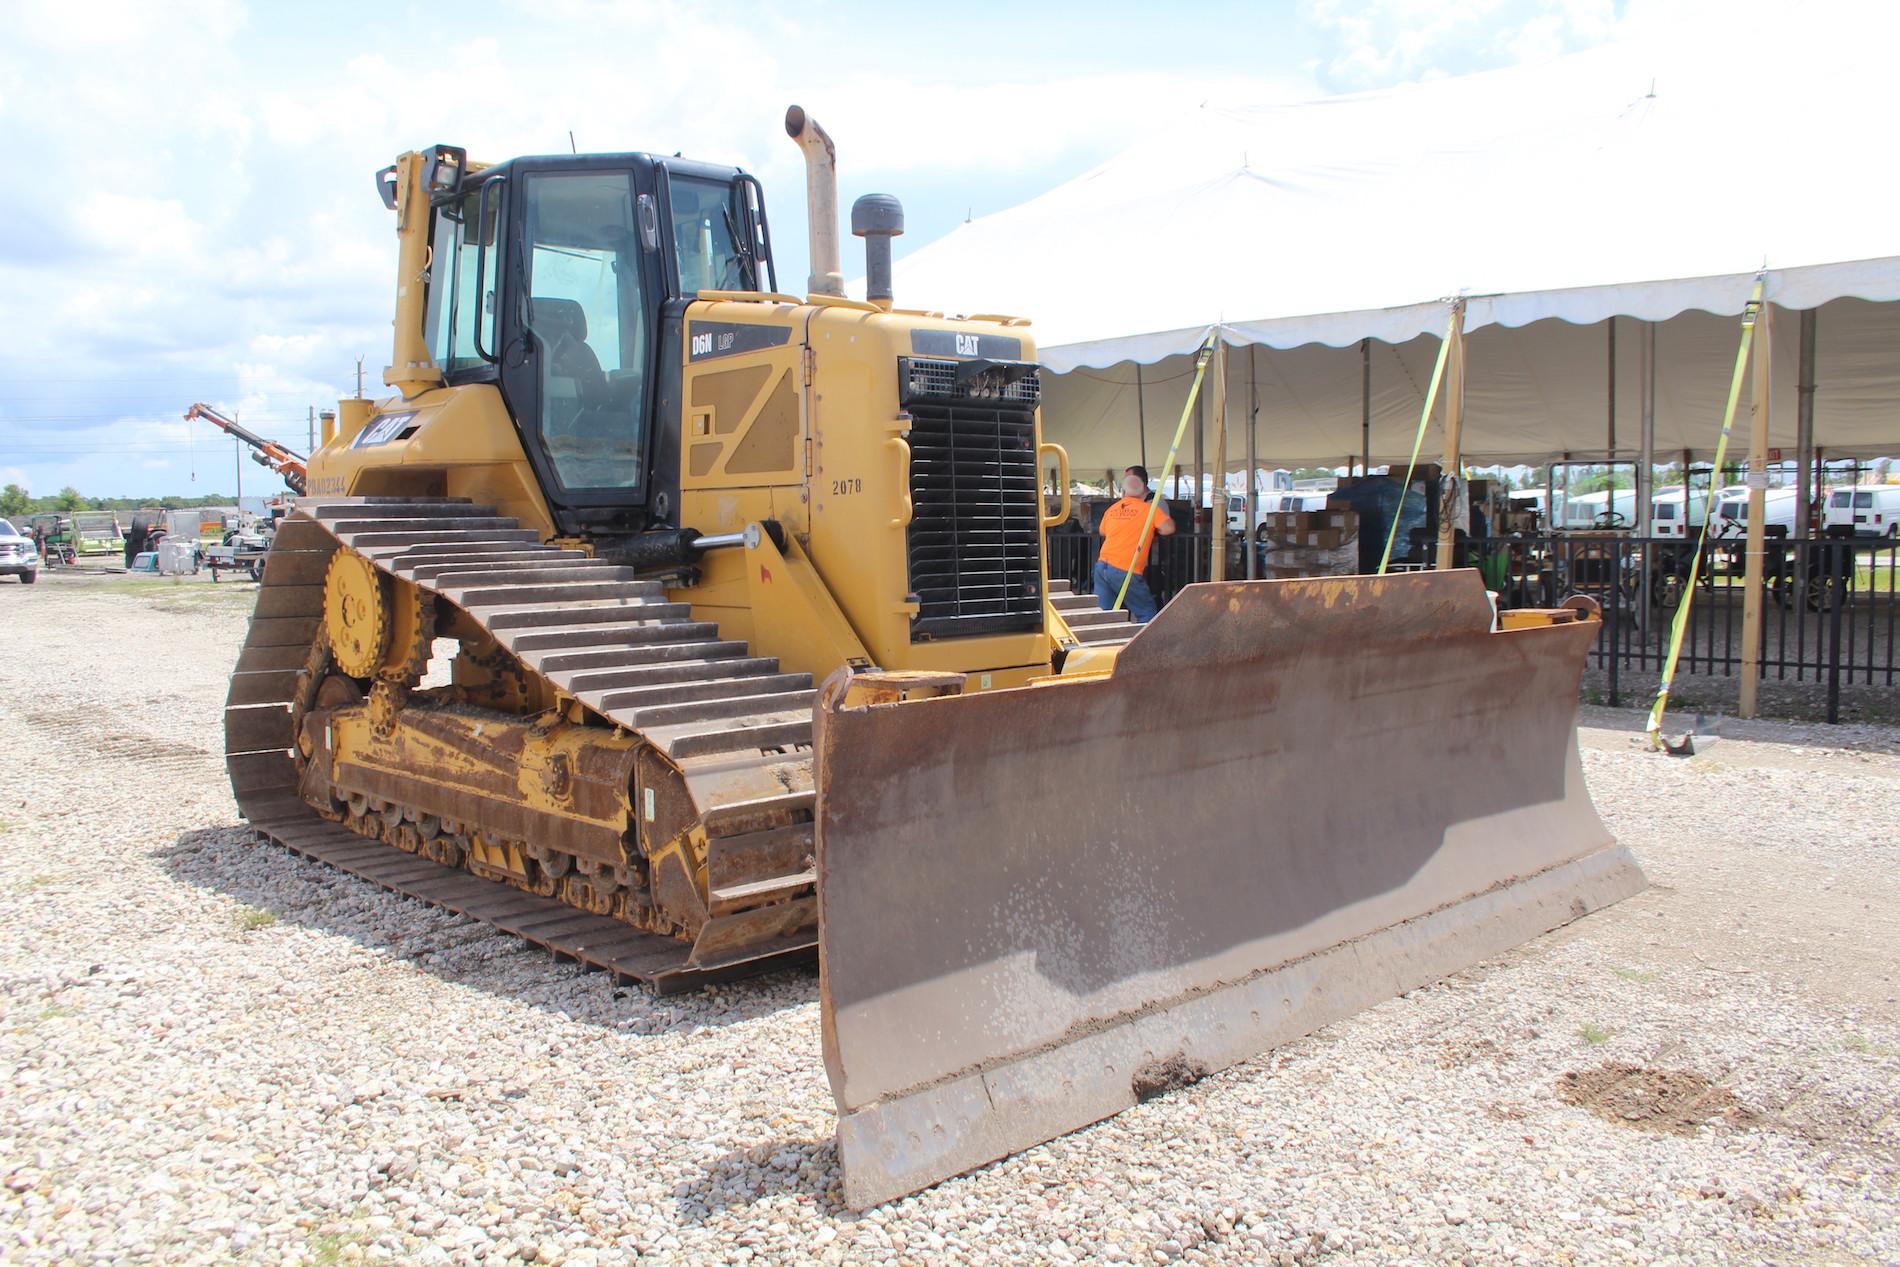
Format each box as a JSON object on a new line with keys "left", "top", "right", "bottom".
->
{"left": 1093, "top": 560, "right": 1159, "bottom": 623}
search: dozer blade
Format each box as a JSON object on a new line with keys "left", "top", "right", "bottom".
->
{"left": 813, "top": 570, "right": 1645, "bottom": 1208}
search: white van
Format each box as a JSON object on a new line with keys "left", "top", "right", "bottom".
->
{"left": 1824, "top": 485, "right": 1900, "bottom": 537}
{"left": 1714, "top": 487, "right": 1800, "bottom": 534}
{"left": 1649, "top": 486, "right": 1710, "bottom": 538}
{"left": 1556, "top": 487, "right": 1638, "bottom": 530}
{"left": 1226, "top": 489, "right": 1329, "bottom": 534}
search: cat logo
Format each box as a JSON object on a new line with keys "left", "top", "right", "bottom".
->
{"left": 955, "top": 333, "right": 980, "bottom": 356}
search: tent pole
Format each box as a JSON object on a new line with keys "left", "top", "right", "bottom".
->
{"left": 1194, "top": 363, "right": 1205, "bottom": 581}
{"left": 1135, "top": 362, "right": 1149, "bottom": 474}
{"left": 1681, "top": 448, "right": 1691, "bottom": 529}
{"left": 1796, "top": 308, "right": 1817, "bottom": 534}
{"left": 1246, "top": 345, "right": 1259, "bottom": 579}
{"left": 1740, "top": 304, "right": 1772, "bottom": 720}
{"left": 1638, "top": 319, "right": 1655, "bottom": 625}
{"left": 1360, "top": 337, "right": 1371, "bottom": 476}
{"left": 1606, "top": 318, "right": 1617, "bottom": 466}
{"left": 1434, "top": 301, "right": 1467, "bottom": 570}
{"left": 1210, "top": 337, "right": 1229, "bottom": 583}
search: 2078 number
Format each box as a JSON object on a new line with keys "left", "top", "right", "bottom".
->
{"left": 831, "top": 478, "right": 863, "bottom": 496}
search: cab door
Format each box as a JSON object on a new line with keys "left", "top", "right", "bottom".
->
{"left": 498, "top": 158, "right": 666, "bottom": 535}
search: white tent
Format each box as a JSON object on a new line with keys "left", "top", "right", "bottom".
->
{"left": 884, "top": 17, "right": 1900, "bottom": 470}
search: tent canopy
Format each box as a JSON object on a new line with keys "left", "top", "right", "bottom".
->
{"left": 883, "top": 19, "right": 1900, "bottom": 467}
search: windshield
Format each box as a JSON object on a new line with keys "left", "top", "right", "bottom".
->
{"left": 670, "top": 174, "right": 749, "bottom": 295}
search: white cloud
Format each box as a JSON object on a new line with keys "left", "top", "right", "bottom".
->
{"left": 1304, "top": 0, "right": 1617, "bottom": 88}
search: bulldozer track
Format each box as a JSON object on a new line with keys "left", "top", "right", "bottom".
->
{"left": 222, "top": 498, "right": 821, "bottom": 993}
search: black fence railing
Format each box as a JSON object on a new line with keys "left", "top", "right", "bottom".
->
{"left": 1043, "top": 528, "right": 1899, "bottom": 723}
{"left": 1469, "top": 533, "right": 1895, "bottom": 722}
{"left": 1046, "top": 528, "right": 1221, "bottom": 608}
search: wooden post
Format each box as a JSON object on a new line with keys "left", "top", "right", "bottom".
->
{"left": 1434, "top": 301, "right": 1468, "bottom": 570}
{"left": 1740, "top": 304, "right": 1772, "bottom": 719}
{"left": 1210, "top": 338, "right": 1229, "bottom": 582}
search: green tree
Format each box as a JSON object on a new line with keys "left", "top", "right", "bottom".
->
{"left": 53, "top": 486, "right": 86, "bottom": 511}
{"left": 0, "top": 484, "right": 26, "bottom": 517}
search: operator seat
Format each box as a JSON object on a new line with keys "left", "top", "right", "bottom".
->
{"left": 530, "top": 297, "right": 607, "bottom": 400}
{"left": 530, "top": 296, "right": 633, "bottom": 487}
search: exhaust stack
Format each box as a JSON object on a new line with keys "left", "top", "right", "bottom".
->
{"left": 785, "top": 105, "right": 843, "bottom": 298}
{"left": 851, "top": 193, "right": 904, "bottom": 310}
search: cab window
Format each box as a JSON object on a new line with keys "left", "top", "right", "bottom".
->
{"left": 523, "top": 171, "right": 650, "bottom": 493}
{"left": 424, "top": 185, "right": 500, "bottom": 373}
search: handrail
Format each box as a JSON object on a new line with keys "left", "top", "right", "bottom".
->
{"left": 887, "top": 436, "right": 913, "bottom": 530}
{"left": 1038, "top": 442, "right": 1072, "bottom": 528}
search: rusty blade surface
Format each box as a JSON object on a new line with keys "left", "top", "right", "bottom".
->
{"left": 813, "top": 569, "right": 1645, "bottom": 1208}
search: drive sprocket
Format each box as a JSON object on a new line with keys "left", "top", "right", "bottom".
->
{"left": 324, "top": 550, "right": 391, "bottom": 678}
{"left": 380, "top": 578, "right": 435, "bottom": 684}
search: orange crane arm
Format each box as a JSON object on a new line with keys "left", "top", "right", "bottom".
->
{"left": 184, "top": 403, "right": 309, "bottom": 495}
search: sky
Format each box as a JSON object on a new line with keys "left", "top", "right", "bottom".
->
{"left": 0, "top": 0, "right": 1664, "bottom": 498}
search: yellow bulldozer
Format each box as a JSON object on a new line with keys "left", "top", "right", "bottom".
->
{"left": 224, "top": 107, "right": 1644, "bottom": 1207}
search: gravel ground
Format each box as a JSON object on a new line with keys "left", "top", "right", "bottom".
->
{"left": 2, "top": 568, "right": 1897, "bottom": 1266}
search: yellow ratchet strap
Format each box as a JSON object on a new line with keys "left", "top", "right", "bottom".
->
{"left": 1112, "top": 336, "right": 1217, "bottom": 612}
{"left": 1646, "top": 278, "right": 1766, "bottom": 749}
{"left": 1378, "top": 306, "right": 1460, "bottom": 575}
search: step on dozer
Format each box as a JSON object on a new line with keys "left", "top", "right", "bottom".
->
{"left": 813, "top": 570, "right": 1645, "bottom": 1208}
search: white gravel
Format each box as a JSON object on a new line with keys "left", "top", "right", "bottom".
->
{"left": 2, "top": 569, "right": 1897, "bottom": 1266}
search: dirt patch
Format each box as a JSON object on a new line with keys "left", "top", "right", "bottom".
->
{"left": 1132, "top": 1053, "right": 1207, "bottom": 1104}
{"left": 1556, "top": 1063, "right": 1756, "bottom": 1135}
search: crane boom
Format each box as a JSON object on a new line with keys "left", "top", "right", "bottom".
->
{"left": 184, "top": 402, "right": 309, "bottom": 495}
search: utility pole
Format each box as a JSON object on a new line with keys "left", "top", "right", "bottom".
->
{"left": 308, "top": 405, "right": 317, "bottom": 456}
{"left": 234, "top": 434, "right": 243, "bottom": 507}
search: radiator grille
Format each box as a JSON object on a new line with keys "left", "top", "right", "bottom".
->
{"left": 902, "top": 357, "right": 1044, "bottom": 639}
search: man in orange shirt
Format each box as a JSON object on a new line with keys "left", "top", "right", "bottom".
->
{"left": 1093, "top": 464, "right": 1176, "bottom": 623}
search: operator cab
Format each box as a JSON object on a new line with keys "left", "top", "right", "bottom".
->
{"left": 411, "top": 145, "right": 776, "bottom": 534}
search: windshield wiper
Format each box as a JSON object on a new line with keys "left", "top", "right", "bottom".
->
{"left": 722, "top": 204, "right": 756, "bottom": 291}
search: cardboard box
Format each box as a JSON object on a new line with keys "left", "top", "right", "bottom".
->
{"left": 1261, "top": 509, "right": 1360, "bottom": 535}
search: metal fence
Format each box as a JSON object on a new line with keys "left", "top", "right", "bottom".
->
{"left": 1470, "top": 533, "right": 1896, "bottom": 722}
{"left": 1046, "top": 528, "right": 1223, "bottom": 608}
{"left": 1043, "top": 527, "right": 1899, "bottom": 723}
